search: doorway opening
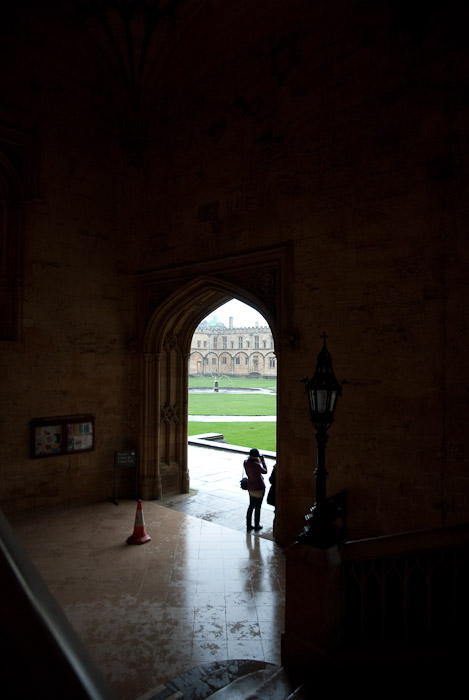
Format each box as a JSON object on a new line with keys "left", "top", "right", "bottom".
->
{"left": 148, "top": 296, "right": 277, "bottom": 536}
{"left": 138, "top": 244, "right": 290, "bottom": 540}
{"left": 168, "top": 298, "right": 278, "bottom": 536}
{"left": 188, "top": 297, "right": 277, "bottom": 450}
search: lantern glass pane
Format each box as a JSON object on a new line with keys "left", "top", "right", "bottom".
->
{"left": 317, "top": 390, "right": 327, "bottom": 413}
{"left": 330, "top": 390, "right": 337, "bottom": 411}
{"left": 307, "top": 389, "right": 315, "bottom": 412}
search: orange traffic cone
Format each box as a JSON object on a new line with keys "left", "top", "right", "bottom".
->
{"left": 126, "top": 500, "right": 151, "bottom": 545}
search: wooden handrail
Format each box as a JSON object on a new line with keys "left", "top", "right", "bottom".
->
{"left": 339, "top": 522, "right": 469, "bottom": 648}
{"left": 341, "top": 522, "right": 469, "bottom": 562}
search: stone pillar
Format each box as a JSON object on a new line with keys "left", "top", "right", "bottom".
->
{"left": 281, "top": 542, "right": 342, "bottom": 675}
{"left": 181, "top": 352, "right": 190, "bottom": 493}
{"left": 153, "top": 352, "right": 163, "bottom": 499}
{"left": 140, "top": 352, "right": 162, "bottom": 500}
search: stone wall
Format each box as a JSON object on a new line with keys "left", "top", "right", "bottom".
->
{"left": 0, "top": 3, "right": 139, "bottom": 513}
{"left": 136, "top": 0, "right": 469, "bottom": 540}
{"left": 0, "top": 1, "right": 468, "bottom": 543}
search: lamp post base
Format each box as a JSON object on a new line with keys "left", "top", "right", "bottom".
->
{"left": 298, "top": 511, "right": 341, "bottom": 549}
{"left": 298, "top": 492, "right": 347, "bottom": 549}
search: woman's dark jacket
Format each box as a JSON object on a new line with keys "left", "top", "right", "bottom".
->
{"left": 244, "top": 457, "right": 267, "bottom": 491}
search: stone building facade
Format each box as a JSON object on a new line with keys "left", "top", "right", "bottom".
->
{"left": 189, "top": 316, "right": 276, "bottom": 378}
{"left": 1, "top": 1, "right": 469, "bottom": 682}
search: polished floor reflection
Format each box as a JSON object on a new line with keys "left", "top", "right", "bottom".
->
{"left": 11, "top": 479, "right": 285, "bottom": 699}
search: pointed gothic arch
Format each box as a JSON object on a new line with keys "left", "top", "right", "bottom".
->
{"left": 137, "top": 246, "right": 292, "bottom": 500}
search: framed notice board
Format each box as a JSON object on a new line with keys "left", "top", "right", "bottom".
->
{"left": 30, "top": 414, "right": 95, "bottom": 459}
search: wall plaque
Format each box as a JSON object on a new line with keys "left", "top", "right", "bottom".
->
{"left": 30, "top": 414, "right": 95, "bottom": 459}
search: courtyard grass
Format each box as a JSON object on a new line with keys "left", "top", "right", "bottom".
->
{"left": 188, "top": 392, "right": 276, "bottom": 416}
{"left": 188, "top": 376, "right": 277, "bottom": 451}
{"left": 188, "top": 421, "right": 276, "bottom": 452}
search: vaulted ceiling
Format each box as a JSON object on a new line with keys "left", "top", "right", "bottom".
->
{"left": 62, "top": 1, "right": 207, "bottom": 155}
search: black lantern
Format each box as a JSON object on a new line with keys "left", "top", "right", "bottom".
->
{"left": 303, "top": 333, "right": 342, "bottom": 431}
{"left": 299, "top": 333, "right": 346, "bottom": 548}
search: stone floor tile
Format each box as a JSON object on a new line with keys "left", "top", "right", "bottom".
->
{"left": 226, "top": 639, "right": 265, "bottom": 661}
{"left": 10, "top": 447, "right": 285, "bottom": 700}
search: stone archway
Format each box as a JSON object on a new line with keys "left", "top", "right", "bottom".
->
{"left": 137, "top": 245, "right": 292, "bottom": 501}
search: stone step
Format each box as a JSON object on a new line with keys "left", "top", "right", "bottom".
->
{"left": 246, "top": 667, "right": 297, "bottom": 700}
{"left": 206, "top": 668, "right": 280, "bottom": 699}
{"left": 207, "top": 666, "right": 297, "bottom": 700}
{"left": 135, "top": 660, "right": 279, "bottom": 700}
{"left": 134, "top": 661, "right": 309, "bottom": 700}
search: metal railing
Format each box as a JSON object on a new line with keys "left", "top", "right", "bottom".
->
{"left": 340, "top": 524, "right": 469, "bottom": 646}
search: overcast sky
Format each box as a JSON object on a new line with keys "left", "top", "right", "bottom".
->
{"left": 203, "top": 299, "right": 269, "bottom": 328}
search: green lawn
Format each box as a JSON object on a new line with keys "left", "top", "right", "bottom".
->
{"left": 188, "top": 393, "right": 276, "bottom": 416}
{"left": 188, "top": 421, "right": 276, "bottom": 452}
{"left": 188, "top": 377, "right": 277, "bottom": 451}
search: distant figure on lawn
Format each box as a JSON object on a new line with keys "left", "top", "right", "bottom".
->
{"left": 244, "top": 448, "right": 268, "bottom": 532}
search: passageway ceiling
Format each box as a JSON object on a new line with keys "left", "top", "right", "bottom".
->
{"left": 61, "top": 0, "right": 207, "bottom": 155}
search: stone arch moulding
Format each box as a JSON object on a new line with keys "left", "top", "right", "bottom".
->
{"left": 136, "top": 244, "right": 294, "bottom": 501}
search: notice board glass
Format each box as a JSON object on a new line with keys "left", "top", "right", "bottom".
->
{"left": 30, "top": 414, "right": 95, "bottom": 459}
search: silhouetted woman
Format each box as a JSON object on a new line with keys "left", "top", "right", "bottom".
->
{"left": 244, "top": 448, "right": 268, "bottom": 532}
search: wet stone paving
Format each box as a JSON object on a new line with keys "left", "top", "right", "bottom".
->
{"left": 11, "top": 444, "right": 284, "bottom": 700}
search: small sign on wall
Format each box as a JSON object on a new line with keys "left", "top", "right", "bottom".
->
{"left": 114, "top": 450, "right": 138, "bottom": 468}
{"left": 30, "top": 414, "right": 95, "bottom": 459}
{"left": 112, "top": 450, "right": 138, "bottom": 503}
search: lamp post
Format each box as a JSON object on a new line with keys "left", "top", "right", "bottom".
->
{"left": 299, "top": 333, "right": 346, "bottom": 548}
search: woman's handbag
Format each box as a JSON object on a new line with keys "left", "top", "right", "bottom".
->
{"left": 240, "top": 464, "right": 248, "bottom": 490}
